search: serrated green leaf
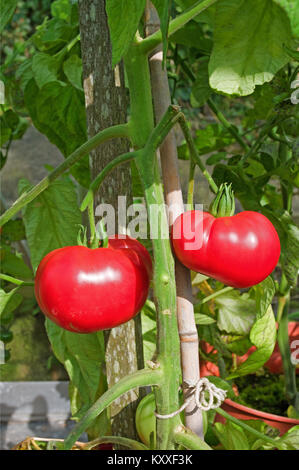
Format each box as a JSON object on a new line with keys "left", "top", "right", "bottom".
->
{"left": 276, "top": 0, "right": 299, "bottom": 37}
{"left": 171, "top": 21, "right": 212, "bottom": 52}
{"left": 227, "top": 306, "right": 276, "bottom": 379}
{"left": 63, "top": 54, "right": 83, "bottom": 90}
{"left": 194, "top": 313, "right": 216, "bottom": 325}
{"left": 194, "top": 124, "right": 234, "bottom": 155}
{"left": 0, "top": 245, "right": 32, "bottom": 279}
{"left": 277, "top": 425, "right": 299, "bottom": 450}
{"left": 214, "top": 421, "right": 250, "bottom": 450}
{"left": 32, "top": 53, "right": 61, "bottom": 88}
{"left": 252, "top": 276, "right": 275, "bottom": 318}
{"left": 19, "top": 176, "right": 82, "bottom": 272}
{"left": 1, "top": 219, "right": 26, "bottom": 242}
{"left": 152, "top": 0, "right": 171, "bottom": 62}
{"left": 24, "top": 79, "right": 89, "bottom": 187}
{"left": 216, "top": 291, "right": 256, "bottom": 335}
{"left": 192, "top": 273, "right": 209, "bottom": 285}
{"left": 0, "top": 287, "right": 23, "bottom": 322}
{"left": 45, "top": 318, "right": 108, "bottom": 436}
{"left": 106, "top": 0, "right": 146, "bottom": 66}
{"left": 32, "top": 18, "right": 76, "bottom": 53}
{"left": 206, "top": 152, "right": 227, "bottom": 166}
{"left": 190, "top": 60, "right": 212, "bottom": 107}
{"left": 209, "top": 0, "right": 292, "bottom": 96}
{"left": 0, "top": 0, "right": 18, "bottom": 33}
{"left": 279, "top": 213, "right": 299, "bottom": 287}
{"left": 51, "top": 0, "right": 73, "bottom": 22}
{"left": 225, "top": 336, "right": 253, "bottom": 356}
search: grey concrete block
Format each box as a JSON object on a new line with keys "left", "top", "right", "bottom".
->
{"left": 0, "top": 381, "right": 87, "bottom": 450}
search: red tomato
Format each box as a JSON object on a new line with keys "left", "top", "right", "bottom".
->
{"left": 171, "top": 210, "right": 280, "bottom": 288}
{"left": 35, "top": 236, "right": 152, "bottom": 333}
{"left": 108, "top": 235, "right": 152, "bottom": 279}
{"left": 200, "top": 341, "right": 220, "bottom": 377}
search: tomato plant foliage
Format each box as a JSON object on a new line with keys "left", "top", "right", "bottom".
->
{"left": 1, "top": 0, "right": 299, "bottom": 449}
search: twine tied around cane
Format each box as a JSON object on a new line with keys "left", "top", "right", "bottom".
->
{"left": 154, "top": 377, "right": 227, "bottom": 419}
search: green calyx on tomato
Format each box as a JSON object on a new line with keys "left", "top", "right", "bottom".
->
{"left": 209, "top": 183, "right": 235, "bottom": 218}
{"left": 34, "top": 235, "right": 152, "bottom": 333}
{"left": 135, "top": 392, "right": 208, "bottom": 448}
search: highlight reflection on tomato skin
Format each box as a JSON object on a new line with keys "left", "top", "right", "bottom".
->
{"left": 34, "top": 237, "right": 151, "bottom": 333}
{"left": 171, "top": 210, "right": 281, "bottom": 288}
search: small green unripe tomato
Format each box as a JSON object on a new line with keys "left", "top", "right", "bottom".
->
{"left": 135, "top": 392, "right": 208, "bottom": 448}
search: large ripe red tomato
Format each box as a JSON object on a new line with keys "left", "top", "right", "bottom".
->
{"left": 171, "top": 210, "right": 280, "bottom": 288}
{"left": 108, "top": 235, "right": 152, "bottom": 278}
{"left": 35, "top": 236, "right": 152, "bottom": 333}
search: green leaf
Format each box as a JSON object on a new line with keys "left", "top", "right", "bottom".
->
{"left": 174, "top": 0, "right": 216, "bottom": 26}
{"left": 32, "top": 53, "right": 61, "bottom": 88}
{"left": 0, "top": 245, "right": 32, "bottom": 279}
{"left": 24, "top": 79, "right": 89, "bottom": 187}
{"left": 63, "top": 54, "right": 83, "bottom": 90}
{"left": 225, "top": 336, "right": 253, "bottom": 356}
{"left": 280, "top": 213, "right": 299, "bottom": 287}
{"left": 16, "top": 59, "right": 34, "bottom": 92}
{"left": 215, "top": 291, "right": 256, "bottom": 335}
{"left": 45, "top": 318, "right": 108, "bottom": 436}
{"left": 19, "top": 176, "right": 82, "bottom": 272}
{"left": 251, "top": 276, "right": 275, "bottom": 318}
{"left": 244, "top": 83, "right": 276, "bottom": 127}
{"left": 209, "top": 0, "right": 292, "bottom": 96}
{"left": 276, "top": 0, "right": 299, "bottom": 37}
{"left": 51, "top": 0, "right": 73, "bottom": 22}
{"left": 0, "top": 287, "right": 23, "bottom": 323}
{"left": 206, "top": 152, "right": 227, "bottom": 166}
{"left": 106, "top": 0, "right": 146, "bottom": 66}
{"left": 152, "top": 0, "right": 171, "bottom": 62}
{"left": 192, "top": 273, "right": 209, "bottom": 285}
{"left": 171, "top": 21, "right": 212, "bottom": 52}
{"left": 284, "top": 44, "right": 299, "bottom": 61}
{"left": 1, "top": 219, "right": 26, "bottom": 242}
{"left": 190, "top": 60, "right": 212, "bottom": 107}
{"left": 277, "top": 425, "right": 299, "bottom": 450}
{"left": 214, "top": 421, "right": 250, "bottom": 450}
{"left": 227, "top": 306, "right": 276, "bottom": 379}
{"left": 32, "top": 18, "right": 76, "bottom": 53}
{"left": 0, "top": 0, "right": 18, "bottom": 33}
{"left": 194, "top": 313, "right": 216, "bottom": 325}
{"left": 178, "top": 123, "right": 234, "bottom": 160}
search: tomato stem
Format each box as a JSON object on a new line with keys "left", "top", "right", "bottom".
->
{"left": 187, "top": 160, "right": 195, "bottom": 210}
{"left": 63, "top": 367, "right": 162, "bottom": 449}
{"left": 139, "top": 0, "right": 219, "bottom": 55}
{"left": 0, "top": 123, "right": 130, "bottom": 227}
{"left": 215, "top": 408, "right": 284, "bottom": 449}
{"left": 80, "top": 151, "right": 138, "bottom": 212}
{"left": 178, "top": 115, "right": 218, "bottom": 193}
{"left": 0, "top": 273, "right": 34, "bottom": 287}
{"left": 173, "top": 425, "right": 211, "bottom": 450}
